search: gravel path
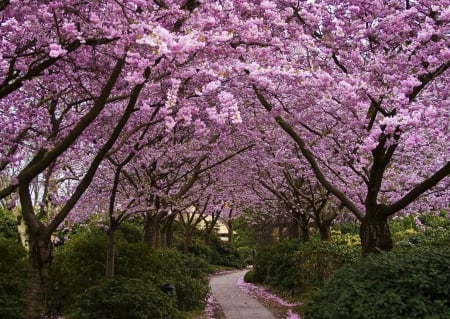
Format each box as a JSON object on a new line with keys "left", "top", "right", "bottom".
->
{"left": 209, "top": 269, "right": 276, "bottom": 319}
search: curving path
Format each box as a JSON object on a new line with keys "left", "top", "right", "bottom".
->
{"left": 209, "top": 269, "right": 276, "bottom": 319}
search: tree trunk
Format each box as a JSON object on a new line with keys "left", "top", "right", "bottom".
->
{"left": 183, "top": 231, "right": 192, "bottom": 254}
{"left": 26, "top": 237, "right": 52, "bottom": 319}
{"left": 278, "top": 225, "right": 286, "bottom": 241}
{"left": 14, "top": 210, "right": 30, "bottom": 250}
{"left": 154, "top": 227, "right": 162, "bottom": 248}
{"left": 318, "top": 223, "right": 332, "bottom": 241}
{"left": 300, "top": 224, "right": 310, "bottom": 242}
{"left": 204, "top": 230, "right": 211, "bottom": 246}
{"left": 165, "top": 218, "right": 174, "bottom": 248}
{"left": 143, "top": 213, "right": 157, "bottom": 247}
{"left": 106, "top": 227, "right": 116, "bottom": 277}
{"left": 287, "top": 219, "right": 300, "bottom": 239}
{"left": 359, "top": 209, "right": 393, "bottom": 256}
{"left": 227, "top": 221, "right": 234, "bottom": 244}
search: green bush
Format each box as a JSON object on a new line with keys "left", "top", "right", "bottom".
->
{"left": 66, "top": 276, "right": 180, "bottom": 319}
{"left": 252, "top": 240, "right": 302, "bottom": 289}
{"left": 237, "top": 246, "right": 254, "bottom": 265}
{"left": 243, "top": 269, "right": 256, "bottom": 283}
{"left": 304, "top": 245, "right": 450, "bottom": 319}
{"left": 209, "top": 237, "right": 243, "bottom": 268}
{"left": 0, "top": 209, "right": 18, "bottom": 241}
{"left": 150, "top": 249, "right": 210, "bottom": 311}
{"left": 48, "top": 230, "right": 209, "bottom": 316}
{"left": 47, "top": 229, "right": 107, "bottom": 313}
{"left": 251, "top": 238, "right": 358, "bottom": 292}
{"left": 295, "top": 238, "right": 359, "bottom": 291}
{"left": 0, "top": 238, "right": 27, "bottom": 319}
{"left": 117, "top": 220, "right": 144, "bottom": 243}
{"left": 188, "top": 235, "right": 244, "bottom": 268}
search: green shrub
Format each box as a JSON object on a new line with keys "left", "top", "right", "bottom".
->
{"left": 252, "top": 239, "right": 302, "bottom": 289}
{"left": 150, "top": 249, "right": 210, "bottom": 311}
{"left": 304, "top": 245, "right": 450, "bottom": 319}
{"left": 117, "top": 220, "right": 143, "bottom": 243}
{"left": 47, "top": 229, "right": 107, "bottom": 313}
{"left": 48, "top": 231, "right": 209, "bottom": 316}
{"left": 295, "top": 238, "right": 359, "bottom": 291}
{"left": 209, "top": 237, "right": 243, "bottom": 268}
{"left": 0, "top": 209, "right": 18, "bottom": 241}
{"left": 189, "top": 235, "right": 244, "bottom": 268}
{"left": 0, "top": 238, "right": 27, "bottom": 319}
{"left": 66, "top": 276, "right": 180, "bottom": 319}
{"left": 243, "top": 269, "right": 256, "bottom": 283}
{"left": 237, "top": 246, "right": 254, "bottom": 265}
{"left": 252, "top": 238, "right": 358, "bottom": 292}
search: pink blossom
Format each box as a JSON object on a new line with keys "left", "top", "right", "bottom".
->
{"left": 48, "top": 43, "right": 67, "bottom": 58}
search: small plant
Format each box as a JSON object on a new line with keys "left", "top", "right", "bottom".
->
{"left": 0, "top": 238, "right": 27, "bottom": 319}
{"left": 304, "top": 245, "right": 450, "bottom": 319}
{"left": 66, "top": 276, "right": 179, "bottom": 319}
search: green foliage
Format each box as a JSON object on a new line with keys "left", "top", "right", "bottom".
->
{"left": 419, "top": 211, "right": 450, "bottom": 245}
{"left": 251, "top": 238, "right": 359, "bottom": 292}
{"left": 48, "top": 229, "right": 209, "bottom": 317}
{"left": 252, "top": 239, "right": 302, "bottom": 289}
{"left": 0, "top": 238, "right": 27, "bottom": 319}
{"left": 209, "top": 236, "right": 243, "bottom": 268}
{"left": 149, "top": 249, "right": 210, "bottom": 311}
{"left": 333, "top": 222, "right": 359, "bottom": 235}
{"left": 243, "top": 269, "right": 256, "bottom": 283}
{"left": 0, "top": 209, "right": 18, "bottom": 241}
{"left": 304, "top": 245, "right": 450, "bottom": 319}
{"left": 295, "top": 238, "right": 359, "bottom": 291}
{"left": 47, "top": 229, "right": 107, "bottom": 313}
{"left": 389, "top": 212, "right": 450, "bottom": 248}
{"left": 66, "top": 276, "right": 180, "bottom": 319}
{"left": 188, "top": 235, "right": 244, "bottom": 268}
{"left": 116, "top": 220, "right": 144, "bottom": 243}
{"left": 236, "top": 246, "right": 254, "bottom": 265}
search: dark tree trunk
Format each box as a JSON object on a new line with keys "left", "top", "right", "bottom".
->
{"left": 160, "top": 215, "right": 174, "bottom": 248}
{"left": 318, "top": 223, "right": 332, "bottom": 241}
{"left": 159, "top": 227, "right": 167, "bottom": 248}
{"left": 203, "top": 230, "right": 211, "bottom": 246}
{"left": 360, "top": 207, "right": 393, "bottom": 256}
{"left": 278, "top": 225, "right": 286, "bottom": 241}
{"left": 154, "top": 227, "right": 162, "bottom": 248}
{"left": 227, "top": 221, "right": 234, "bottom": 244}
{"left": 258, "top": 226, "right": 274, "bottom": 246}
{"left": 165, "top": 229, "right": 173, "bottom": 248}
{"left": 300, "top": 224, "right": 310, "bottom": 242}
{"left": 26, "top": 237, "right": 52, "bottom": 319}
{"left": 183, "top": 231, "right": 192, "bottom": 254}
{"left": 143, "top": 213, "right": 157, "bottom": 247}
{"left": 287, "top": 219, "right": 300, "bottom": 239}
{"left": 106, "top": 226, "right": 116, "bottom": 277}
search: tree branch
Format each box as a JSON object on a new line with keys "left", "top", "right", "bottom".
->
{"left": 385, "top": 161, "right": 450, "bottom": 216}
{"left": 254, "top": 88, "right": 364, "bottom": 220}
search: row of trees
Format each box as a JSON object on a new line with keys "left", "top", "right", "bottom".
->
{"left": 1, "top": 1, "right": 448, "bottom": 318}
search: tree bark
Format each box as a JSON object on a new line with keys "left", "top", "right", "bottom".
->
{"left": 26, "top": 237, "right": 52, "bottom": 319}
{"left": 143, "top": 213, "right": 158, "bottom": 247}
{"left": 163, "top": 216, "right": 174, "bottom": 248}
{"left": 318, "top": 223, "right": 332, "bottom": 241}
{"left": 360, "top": 207, "right": 392, "bottom": 256}
{"left": 106, "top": 226, "right": 116, "bottom": 277}
{"left": 183, "top": 231, "right": 193, "bottom": 254}
{"left": 300, "top": 224, "right": 310, "bottom": 242}
{"left": 227, "top": 220, "right": 234, "bottom": 244}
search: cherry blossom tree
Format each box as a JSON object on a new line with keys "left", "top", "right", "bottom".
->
{"left": 0, "top": 1, "right": 243, "bottom": 317}
{"left": 232, "top": 0, "right": 450, "bottom": 255}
